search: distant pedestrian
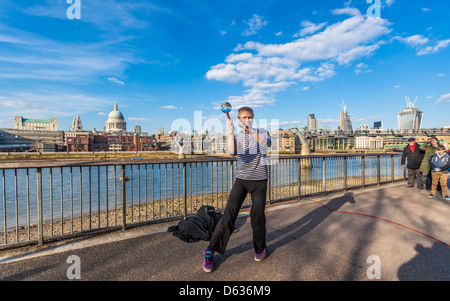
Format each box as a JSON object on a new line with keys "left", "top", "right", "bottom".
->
{"left": 420, "top": 136, "right": 440, "bottom": 190}
{"left": 401, "top": 138, "right": 425, "bottom": 188}
{"left": 428, "top": 145, "right": 450, "bottom": 200}
{"left": 202, "top": 106, "right": 271, "bottom": 273}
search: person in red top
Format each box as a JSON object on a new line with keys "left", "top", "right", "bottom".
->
{"left": 401, "top": 138, "right": 425, "bottom": 188}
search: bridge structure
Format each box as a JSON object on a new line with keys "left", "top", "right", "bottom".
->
{"left": 288, "top": 127, "right": 450, "bottom": 139}
{"left": 287, "top": 127, "right": 450, "bottom": 156}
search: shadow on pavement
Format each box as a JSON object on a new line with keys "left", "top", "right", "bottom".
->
{"left": 398, "top": 242, "right": 450, "bottom": 281}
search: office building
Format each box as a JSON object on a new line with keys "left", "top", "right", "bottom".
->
{"left": 398, "top": 96, "right": 423, "bottom": 130}
{"left": 307, "top": 114, "right": 319, "bottom": 131}
{"left": 339, "top": 102, "right": 353, "bottom": 133}
{"left": 373, "top": 121, "right": 383, "bottom": 129}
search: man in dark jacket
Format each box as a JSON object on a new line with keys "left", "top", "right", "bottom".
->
{"left": 401, "top": 138, "right": 425, "bottom": 188}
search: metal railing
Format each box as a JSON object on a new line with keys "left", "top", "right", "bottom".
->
{"left": 0, "top": 153, "right": 404, "bottom": 248}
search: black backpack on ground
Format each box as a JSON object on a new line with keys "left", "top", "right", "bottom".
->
{"left": 167, "top": 205, "right": 223, "bottom": 243}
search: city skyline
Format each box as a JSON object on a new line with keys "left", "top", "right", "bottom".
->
{"left": 0, "top": 1, "right": 449, "bottom": 133}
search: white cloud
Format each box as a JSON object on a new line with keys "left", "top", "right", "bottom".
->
{"left": 269, "top": 120, "right": 304, "bottom": 128}
{"left": 436, "top": 93, "right": 450, "bottom": 103}
{"left": 396, "top": 34, "right": 450, "bottom": 56}
{"left": 336, "top": 43, "right": 381, "bottom": 65}
{"left": 354, "top": 62, "right": 372, "bottom": 74}
{"left": 21, "top": 0, "right": 160, "bottom": 32}
{"left": 242, "top": 15, "right": 391, "bottom": 63}
{"left": 128, "top": 117, "right": 154, "bottom": 122}
{"left": 318, "top": 118, "right": 340, "bottom": 124}
{"left": 108, "top": 77, "right": 125, "bottom": 85}
{"left": 331, "top": 7, "right": 361, "bottom": 16}
{"left": 160, "top": 105, "right": 178, "bottom": 109}
{"left": 0, "top": 96, "right": 34, "bottom": 109}
{"left": 0, "top": 90, "right": 110, "bottom": 122}
{"left": 242, "top": 14, "right": 268, "bottom": 36}
{"left": 0, "top": 23, "right": 137, "bottom": 84}
{"left": 417, "top": 39, "right": 450, "bottom": 55}
{"left": 206, "top": 11, "right": 391, "bottom": 109}
{"left": 225, "top": 52, "right": 254, "bottom": 63}
{"left": 294, "top": 21, "right": 327, "bottom": 37}
{"left": 401, "top": 34, "right": 429, "bottom": 46}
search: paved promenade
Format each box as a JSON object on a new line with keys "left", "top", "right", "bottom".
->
{"left": 0, "top": 180, "right": 449, "bottom": 283}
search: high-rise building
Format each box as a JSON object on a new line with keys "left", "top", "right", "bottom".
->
{"left": 373, "top": 121, "right": 383, "bottom": 129}
{"left": 307, "top": 114, "right": 319, "bottom": 130}
{"left": 398, "top": 96, "right": 423, "bottom": 130}
{"left": 339, "top": 102, "right": 353, "bottom": 132}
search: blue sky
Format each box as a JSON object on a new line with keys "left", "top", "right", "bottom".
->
{"left": 0, "top": 0, "right": 449, "bottom": 134}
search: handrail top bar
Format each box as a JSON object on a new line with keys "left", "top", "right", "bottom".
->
{"left": 0, "top": 153, "right": 401, "bottom": 170}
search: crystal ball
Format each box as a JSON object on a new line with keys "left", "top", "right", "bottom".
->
{"left": 221, "top": 102, "right": 232, "bottom": 113}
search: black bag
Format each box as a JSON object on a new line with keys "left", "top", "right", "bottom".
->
{"left": 167, "top": 205, "right": 222, "bottom": 243}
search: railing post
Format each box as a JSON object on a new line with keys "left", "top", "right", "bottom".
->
{"left": 322, "top": 157, "right": 326, "bottom": 194}
{"left": 344, "top": 156, "right": 348, "bottom": 191}
{"left": 230, "top": 161, "right": 234, "bottom": 187}
{"left": 2, "top": 169, "right": 6, "bottom": 244}
{"left": 183, "top": 162, "right": 187, "bottom": 219}
{"left": 391, "top": 154, "right": 394, "bottom": 182}
{"left": 37, "top": 167, "right": 44, "bottom": 246}
{"left": 361, "top": 156, "right": 365, "bottom": 188}
{"left": 268, "top": 162, "right": 272, "bottom": 204}
{"left": 297, "top": 158, "right": 301, "bottom": 199}
{"left": 121, "top": 165, "right": 127, "bottom": 231}
{"left": 377, "top": 155, "right": 381, "bottom": 185}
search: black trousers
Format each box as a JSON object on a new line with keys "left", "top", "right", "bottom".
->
{"left": 207, "top": 178, "right": 268, "bottom": 255}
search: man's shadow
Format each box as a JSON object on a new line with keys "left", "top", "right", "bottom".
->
{"left": 398, "top": 242, "right": 450, "bottom": 280}
{"left": 222, "top": 192, "right": 356, "bottom": 261}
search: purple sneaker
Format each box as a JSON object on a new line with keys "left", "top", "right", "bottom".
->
{"left": 203, "top": 249, "right": 214, "bottom": 272}
{"left": 254, "top": 247, "right": 268, "bottom": 262}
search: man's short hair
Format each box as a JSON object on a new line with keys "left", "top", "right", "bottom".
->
{"left": 238, "top": 106, "right": 254, "bottom": 117}
{"left": 436, "top": 145, "right": 446, "bottom": 151}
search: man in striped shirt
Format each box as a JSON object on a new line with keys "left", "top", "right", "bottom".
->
{"left": 203, "top": 106, "right": 271, "bottom": 272}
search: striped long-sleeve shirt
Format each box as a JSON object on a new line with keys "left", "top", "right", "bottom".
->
{"left": 231, "top": 128, "right": 271, "bottom": 181}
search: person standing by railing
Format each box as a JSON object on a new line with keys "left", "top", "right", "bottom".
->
{"left": 428, "top": 145, "right": 450, "bottom": 200}
{"left": 420, "top": 136, "right": 440, "bottom": 190}
{"left": 202, "top": 106, "right": 271, "bottom": 272}
{"left": 401, "top": 138, "right": 425, "bottom": 189}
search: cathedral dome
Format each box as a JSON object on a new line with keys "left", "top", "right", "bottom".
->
{"left": 105, "top": 100, "right": 127, "bottom": 133}
{"left": 108, "top": 100, "right": 124, "bottom": 120}
{"left": 108, "top": 109, "right": 124, "bottom": 120}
